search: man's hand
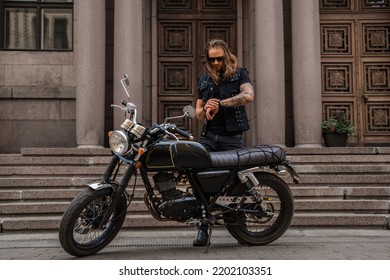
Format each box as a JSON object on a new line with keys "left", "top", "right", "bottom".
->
{"left": 205, "top": 98, "right": 220, "bottom": 120}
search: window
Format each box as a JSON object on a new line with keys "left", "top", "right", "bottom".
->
{"left": 1, "top": 0, "right": 73, "bottom": 50}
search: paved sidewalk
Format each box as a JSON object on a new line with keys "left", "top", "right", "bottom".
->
{"left": 1, "top": 227, "right": 390, "bottom": 260}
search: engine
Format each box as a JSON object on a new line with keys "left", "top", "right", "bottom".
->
{"left": 152, "top": 172, "right": 200, "bottom": 222}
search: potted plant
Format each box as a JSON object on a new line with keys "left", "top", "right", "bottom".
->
{"left": 322, "top": 111, "right": 355, "bottom": 147}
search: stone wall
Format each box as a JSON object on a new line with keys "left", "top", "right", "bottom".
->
{"left": 0, "top": 51, "right": 76, "bottom": 153}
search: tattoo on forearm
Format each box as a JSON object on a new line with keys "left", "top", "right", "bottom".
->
{"left": 240, "top": 83, "right": 254, "bottom": 98}
{"left": 230, "top": 94, "right": 247, "bottom": 106}
{"left": 221, "top": 83, "right": 254, "bottom": 107}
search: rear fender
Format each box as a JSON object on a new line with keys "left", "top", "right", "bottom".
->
{"left": 276, "top": 162, "right": 301, "bottom": 184}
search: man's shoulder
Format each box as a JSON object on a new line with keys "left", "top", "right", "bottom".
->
{"left": 197, "top": 73, "right": 210, "bottom": 87}
{"left": 237, "top": 67, "right": 249, "bottom": 75}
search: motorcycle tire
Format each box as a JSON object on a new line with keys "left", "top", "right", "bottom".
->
{"left": 59, "top": 187, "right": 127, "bottom": 257}
{"left": 223, "top": 172, "right": 294, "bottom": 246}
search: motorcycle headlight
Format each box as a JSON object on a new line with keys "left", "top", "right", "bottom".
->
{"left": 109, "top": 130, "right": 129, "bottom": 155}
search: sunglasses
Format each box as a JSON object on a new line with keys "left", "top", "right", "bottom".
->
{"left": 208, "top": 56, "right": 224, "bottom": 62}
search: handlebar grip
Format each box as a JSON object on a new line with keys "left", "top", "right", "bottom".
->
{"left": 168, "top": 126, "right": 193, "bottom": 140}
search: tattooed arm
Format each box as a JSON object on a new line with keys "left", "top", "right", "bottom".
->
{"left": 219, "top": 82, "right": 254, "bottom": 107}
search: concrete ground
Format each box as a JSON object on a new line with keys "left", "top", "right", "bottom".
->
{"left": 1, "top": 227, "right": 390, "bottom": 260}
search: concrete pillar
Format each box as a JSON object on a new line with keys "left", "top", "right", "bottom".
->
{"left": 113, "top": 0, "right": 143, "bottom": 128}
{"left": 291, "top": 0, "right": 322, "bottom": 147}
{"left": 254, "top": 0, "right": 285, "bottom": 146}
{"left": 75, "top": 0, "right": 105, "bottom": 147}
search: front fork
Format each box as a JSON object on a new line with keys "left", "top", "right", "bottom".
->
{"left": 98, "top": 160, "right": 136, "bottom": 229}
{"left": 103, "top": 155, "right": 120, "bottom": 183}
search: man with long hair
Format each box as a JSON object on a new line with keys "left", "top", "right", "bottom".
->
{"left": 194, "top": 39, "right": 254, "bottom": 246}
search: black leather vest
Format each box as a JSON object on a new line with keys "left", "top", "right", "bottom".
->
{"left": 198, "top": 68, "right": 250, "bottom": 133}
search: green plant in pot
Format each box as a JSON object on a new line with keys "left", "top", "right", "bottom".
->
{"left": 322, "top": 111, "right": 354, "bottom": 147}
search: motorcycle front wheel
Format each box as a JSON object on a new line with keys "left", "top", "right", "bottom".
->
{"left": 59, "top": 187, "right": 127, "bottom": 257}
{"left": 223, "top": 172, "right": 294, "bottom": 246}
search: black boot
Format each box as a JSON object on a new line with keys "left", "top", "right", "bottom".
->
{"left": 193, "top": 224, "right": 209, "bottom": 247}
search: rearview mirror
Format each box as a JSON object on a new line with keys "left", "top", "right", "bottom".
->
{"left": 123, "top": 74, "right": 129, "bottom": 86}
{"left": 183, "top": 105, "right": 195, "bottom": 119}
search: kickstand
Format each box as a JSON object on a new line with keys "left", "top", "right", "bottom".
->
{"left": 204, "top": 225, "right": 213, "bottom": 254}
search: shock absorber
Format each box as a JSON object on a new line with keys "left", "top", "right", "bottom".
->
{"left": 238, "top": 167, "right": 263, "bottom": 203}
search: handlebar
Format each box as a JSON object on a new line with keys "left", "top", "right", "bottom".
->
{"left": 167, "top": 125, "right": 193, "bottom": 140}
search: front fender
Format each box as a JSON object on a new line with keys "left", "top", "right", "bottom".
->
{"left": 87, "top": 181, "right": 118, "bottom": 191}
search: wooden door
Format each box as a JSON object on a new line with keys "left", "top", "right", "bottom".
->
{"left": 320, "top": 0, "right": 390, "bottom": 146}
{"left": 157, "top": 0, "right": 237, "bottom": 139}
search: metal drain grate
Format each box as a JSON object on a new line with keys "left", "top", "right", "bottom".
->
{"left": 0, "top": 245, "right": 62, "bottom": 249}
{"left": 0, "top": 242, "right": 237, "bottom": 250}
{"left": 108, "top": 242, "right": 237, "bottom": 248}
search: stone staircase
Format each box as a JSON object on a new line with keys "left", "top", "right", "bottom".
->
{"left": 0, "top": 147, "right": 389, "bottom": 232}
{"left": 286, "top": 147, "right": 390, "bottom": 228}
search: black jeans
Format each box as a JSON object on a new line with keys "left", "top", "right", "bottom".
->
{"left": 197, "top": 131, "right": 243, "bottom": 233}
{"left": 200, "top": 131, "right": 243, "bottom": 152}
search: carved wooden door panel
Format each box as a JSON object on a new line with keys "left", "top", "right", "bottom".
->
{"left": 157, "top": 0, "right": 237, "bottom": 140}
{"left": 320, "top": 0, "right": 390, "bottom": 146}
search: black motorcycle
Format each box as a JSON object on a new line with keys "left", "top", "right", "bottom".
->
{"left": 59, "top": 74, "right": 301, "bottom": 257}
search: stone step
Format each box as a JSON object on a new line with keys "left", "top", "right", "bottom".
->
{"left": 291, "top": 213, "right": 390, "bottom": 228}
{"left": 294, "top": 200, "right": 390, "bottom": 213}
{"left": 0, "top": 174, "right": 389, "bottom": 189}
{"left": 2, "top": 154, "right": 389, "bottom": 165}
{"left": 1, "top": 186, "right": 390, "bottom": 202}
{"left": 0, "top": 199, "right": 388, "bottom": 216}
{"left": 294, "top": 164, "right": 390, "bottom": 174}
{"left": 292, "top": 186, "right": 390, "bottom": 199}
{"left": 288, "top": 154, "right": 390, "bottom": 164}
{"left": 20, "top": 147, "right": 112, "bottom": 156}
{"left": 19, "top": 147, "right": 390, "bottom": 156}
{"left": 284, "top": 147, "right": 390, "bottom": 155}
{"left": 292, "top": 174, "right": 390, "bottom": 185}
{"left": 1, "top": 213, "right": 389, "bottom": 232}
{"left": 0, "top": 155, "right": 111, "bottom": 165}
{"left": 0, "top": 201, "right": 146, "bottom": 215}
{"left": 0, "top": 188, "right": 146, "bottom": 201}
{"left": 0, "top": 166, "right": 111, "bottom": 176}
{"left": 0, "top": 177, "right": 144, "bottom": 188}
{"left": 1, "top": 163, "right": 390, "bottom": 176}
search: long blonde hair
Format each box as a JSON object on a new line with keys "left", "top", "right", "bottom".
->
{"left": 204, "top": 39, "right": 238, "bottom": 84}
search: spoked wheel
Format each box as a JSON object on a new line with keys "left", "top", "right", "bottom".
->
{"left": 59, "top": 187, "right": 127, "bottom": 257}
{"left": 223, "top": 172, "right": 294, "bottom": 246}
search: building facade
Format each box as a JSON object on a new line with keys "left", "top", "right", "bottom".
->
{"left": 0, "top": 0, "right": 389, "bottom": 153}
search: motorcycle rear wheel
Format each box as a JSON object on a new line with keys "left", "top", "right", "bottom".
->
{"left": 59, "top": 187, "right": 127, "bottom": 257}
{"left": 223, "top": 172, "right": 294, "bottom": 246}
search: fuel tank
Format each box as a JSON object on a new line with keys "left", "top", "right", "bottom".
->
{"left": 145, "top": 141, "right": 211, "bottom": 170}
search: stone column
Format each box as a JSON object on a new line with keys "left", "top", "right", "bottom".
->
{"left": 113, "top": 0, "right": 143, "bottom": 128}
{"left": 75, "top": 0, "right": 105, "bottom": 147}
{"left": 291, "top": 0, "right": 322, "bottom": 147}
{"left": 254, "top": 0, "right": 285, "bottom": 146}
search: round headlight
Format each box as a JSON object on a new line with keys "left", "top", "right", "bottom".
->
{"left": 109, "top": 130, "right": 129, "bottom": 155}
